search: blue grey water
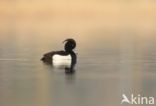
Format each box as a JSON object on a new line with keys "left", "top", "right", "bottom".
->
{"left": 0, "top": 33, "right": 156, "bottom": 106}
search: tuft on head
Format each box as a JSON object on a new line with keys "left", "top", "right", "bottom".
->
{"left": 63, "top": 38, "right": 76, "bottom": 52}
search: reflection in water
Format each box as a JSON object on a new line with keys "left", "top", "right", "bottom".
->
{"left": 41, "top": 38, "right": 77, "bottom": 73}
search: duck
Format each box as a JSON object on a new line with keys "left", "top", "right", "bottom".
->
{"left": 41, "top": 38, "right": 77, "bottom": 73}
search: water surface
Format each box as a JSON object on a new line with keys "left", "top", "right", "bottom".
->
{"left": 0, "top": 33, "right": 156, "bottom": 106}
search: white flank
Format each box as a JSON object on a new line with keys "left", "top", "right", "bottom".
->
{"left": 52, "top": 54, "right": 71, "bottom": 67}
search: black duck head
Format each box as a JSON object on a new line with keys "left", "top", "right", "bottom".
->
{"left": 63, "top": 38, "right": 76, "bottom": 52}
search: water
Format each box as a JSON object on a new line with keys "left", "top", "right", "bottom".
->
{"left": 0, "top": 33, "right": 156, "bottom": 106}
{"left": 1, "top": 1, "right": 156, "bottom": 106}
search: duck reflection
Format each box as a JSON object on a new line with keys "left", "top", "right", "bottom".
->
{"left": 41, "top": 38, "right": 77, "bottom": 73}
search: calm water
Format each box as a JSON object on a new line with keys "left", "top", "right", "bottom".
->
{"left": 0, "top": 33, "right": 156, "bottom": 106}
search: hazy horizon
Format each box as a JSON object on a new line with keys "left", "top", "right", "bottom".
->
{"left": 0, "top": 0, "right": 156, "bottom": 35}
